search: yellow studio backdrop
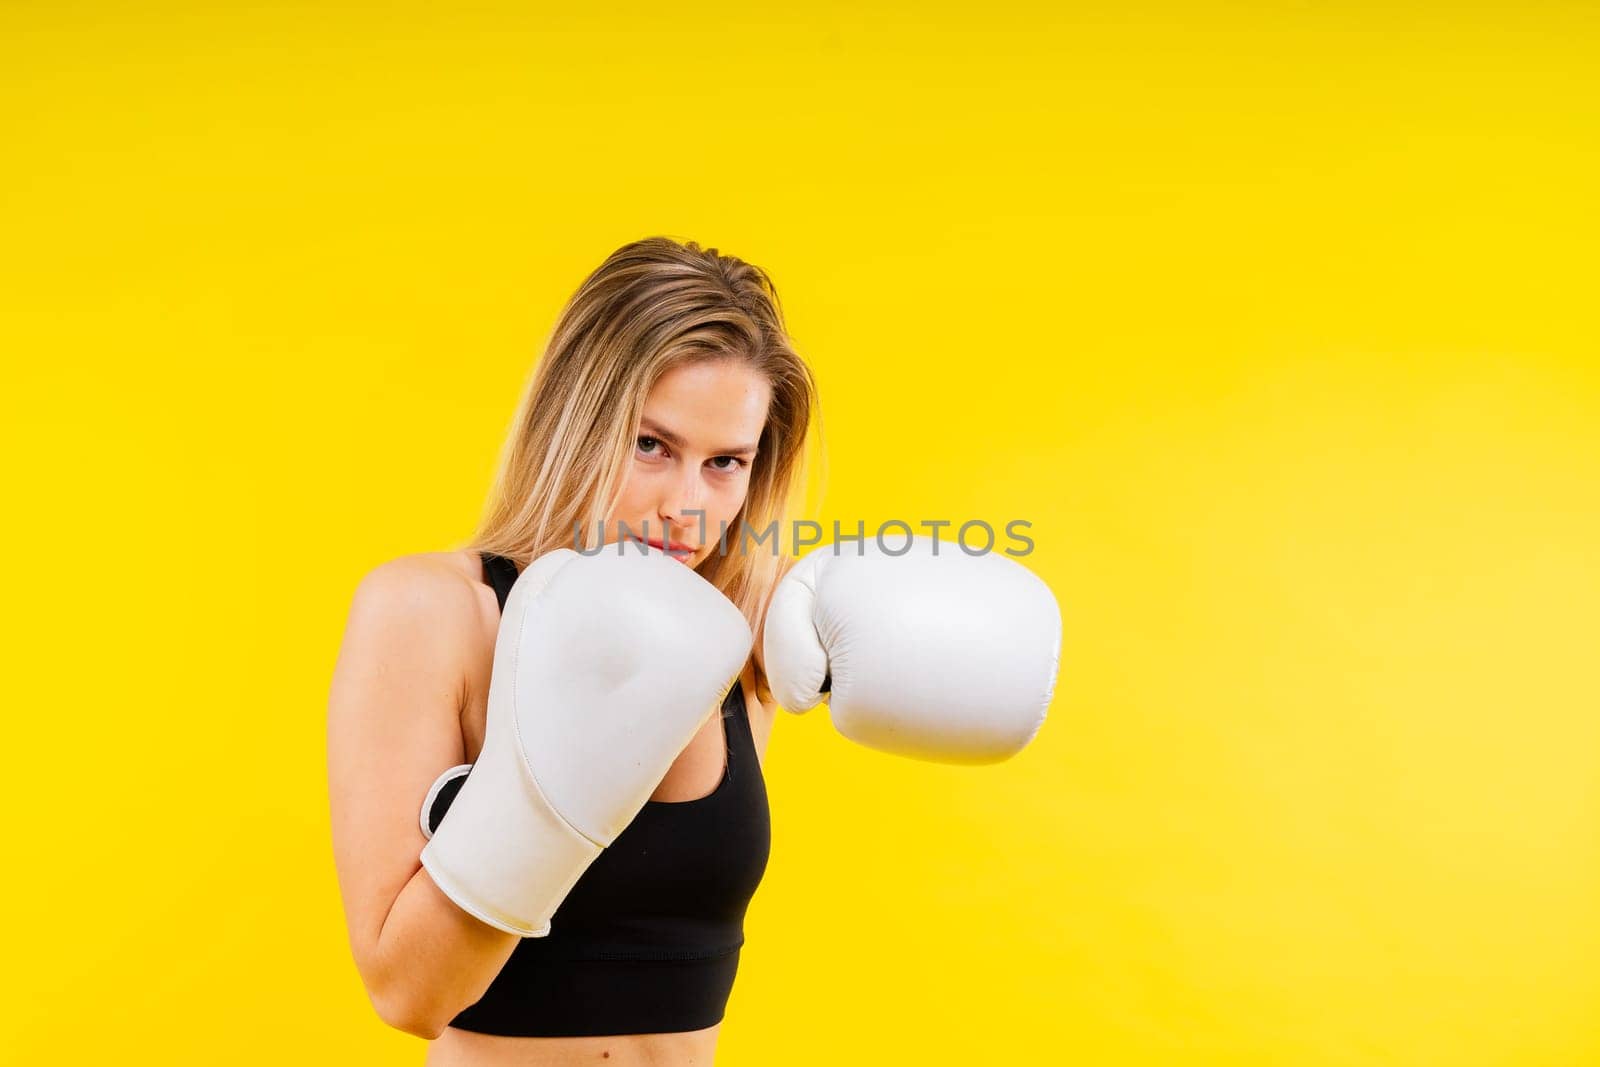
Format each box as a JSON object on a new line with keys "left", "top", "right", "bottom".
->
{"left": 3, "top": 2, "right": 1597, "bottom": 1064}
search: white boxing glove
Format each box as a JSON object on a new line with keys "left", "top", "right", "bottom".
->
{"left": 419, "top": 545, "right": 752, "bottom": 936}
{"left": 762, "top": 536, "right": 1061, "bottom": 764}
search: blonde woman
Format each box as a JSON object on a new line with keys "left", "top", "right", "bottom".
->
{"left": 328, "top": 237, "right": 1061, "bottom": 1065}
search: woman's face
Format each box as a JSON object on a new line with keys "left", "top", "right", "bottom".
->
{"left": 602, "top": 358, "right": 771, "bottom": 570}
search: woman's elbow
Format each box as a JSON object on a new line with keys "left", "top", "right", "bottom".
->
{"left": 368, "top": 980, "right": 452, "bottom": 1041}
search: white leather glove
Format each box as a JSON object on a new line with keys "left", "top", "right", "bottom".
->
{"left": 419, "top": 545, "right": 753, "bottom": 936}
{"left": 762, "top": 536, "right": 1061, "bottom": 764}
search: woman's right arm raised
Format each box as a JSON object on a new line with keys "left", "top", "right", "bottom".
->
{"left": 326, "top": 556, "right": 519, "bottom": 1040}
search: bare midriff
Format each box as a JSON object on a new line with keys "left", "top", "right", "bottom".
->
{"left": 425, "top": 1022, "right": 721, "bottom": 1066}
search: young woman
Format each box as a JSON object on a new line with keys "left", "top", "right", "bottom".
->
{"left": 328, "top": 237, "right": 817, "bottom": 1064}
{"left": 328, "top": 236, "right": 1061, "bottom": 1065}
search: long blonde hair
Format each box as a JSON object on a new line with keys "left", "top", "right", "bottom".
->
{"left": 465, "top": 236, "right": 821, "bottom": 667}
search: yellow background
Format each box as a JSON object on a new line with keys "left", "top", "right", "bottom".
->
{"left": 4, "top": 2, "right": 1597, "bottom": 1064}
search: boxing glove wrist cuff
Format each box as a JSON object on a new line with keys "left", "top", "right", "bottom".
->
{"left": 418, "top": 704, "right": 602, "bottom": 937}
{"left": 419, "top": 763, "right": 472, "bottom": 841}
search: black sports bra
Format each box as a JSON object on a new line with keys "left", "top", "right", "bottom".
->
{"left": 424, "top": 551, "right": 772, "bottom": 1037}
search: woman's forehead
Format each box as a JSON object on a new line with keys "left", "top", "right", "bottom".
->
{"left": 642, "top": 362, "right": 770, "bottom": 450}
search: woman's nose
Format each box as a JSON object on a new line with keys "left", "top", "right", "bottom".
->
{"left": 659, "top": 492, "right": 706, "bottom": 537}
{"left": 663, "top": 472, "right": 707, "bottom": 518}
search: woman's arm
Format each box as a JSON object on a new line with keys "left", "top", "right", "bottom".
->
{"left": 751, "top": 552, "right": 796, "bottom": 706}
{"left": 327, "top": 556, "right": 518, "bottom": 1039}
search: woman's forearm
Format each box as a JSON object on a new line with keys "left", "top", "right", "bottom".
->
{"left": 360, "top": 865, "right": 520, "bottom": 1040}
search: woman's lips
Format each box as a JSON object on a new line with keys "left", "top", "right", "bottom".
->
{"left": 639, "top": 537, "right": 696, "bottom": 563}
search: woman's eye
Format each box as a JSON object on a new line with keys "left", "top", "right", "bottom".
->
{"left": 637, "top": 437, "right": 742, "bottom": 472}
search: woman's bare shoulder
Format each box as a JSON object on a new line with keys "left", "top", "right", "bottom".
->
{"left": 751, "top": 553, "right": 798, "bottom": 681}
{"left": 741, "top": 662, "right": 779, "bottom": 766}
{"left": 351, "top": 550, "right": 487, "bottom": 622}
{"left": 337, "top": 551, "right": 495, "bottom": 699}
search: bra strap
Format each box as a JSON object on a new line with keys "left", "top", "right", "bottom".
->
{"left": 479, "top": 551, "right": 520, "bottom": 613}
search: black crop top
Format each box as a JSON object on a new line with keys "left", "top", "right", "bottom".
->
{"left": 423, "top": 552, "right": 772, "bottom": 1037}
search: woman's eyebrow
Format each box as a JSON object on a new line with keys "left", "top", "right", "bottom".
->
{"left": 639, "top": 419, "right": 759, "bottom": 455}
